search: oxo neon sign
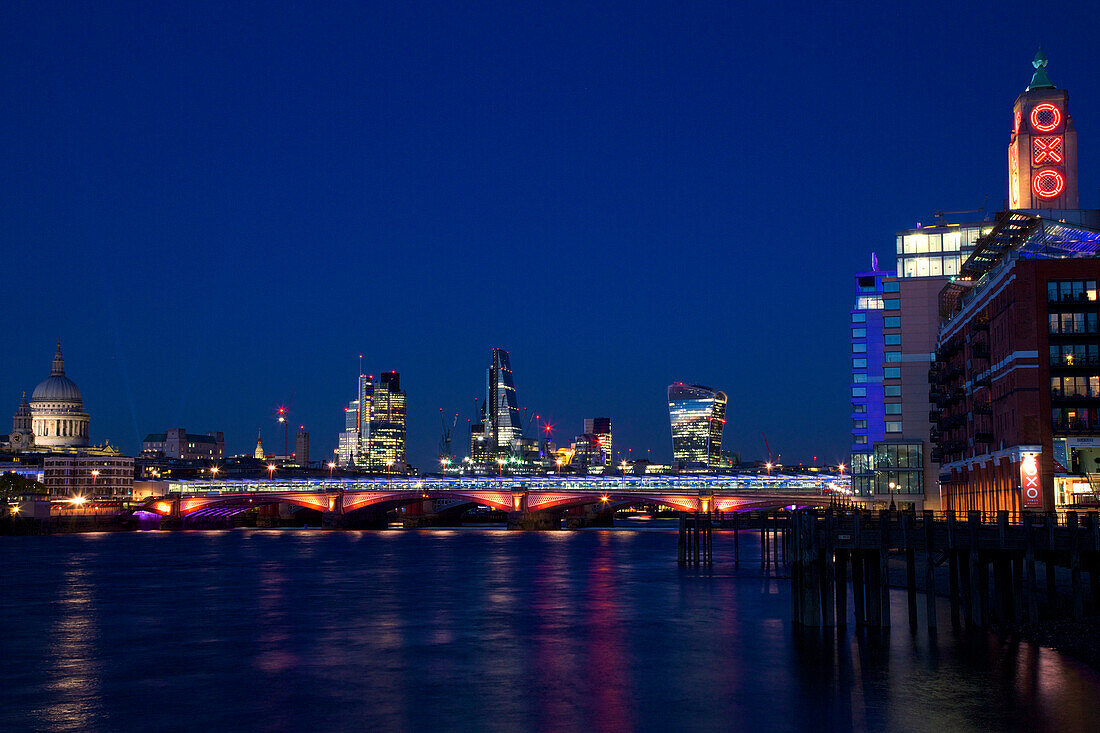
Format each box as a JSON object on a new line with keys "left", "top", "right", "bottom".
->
{"left": 1020, "top": 452, "right": 1041, "bottom": 508}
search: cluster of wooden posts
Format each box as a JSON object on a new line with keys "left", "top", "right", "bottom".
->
{"left": 677, "top": 513, "right": 714, "bottom": 565}
{"left": 789, "top": 508, "right": 1100, "bottom": 629}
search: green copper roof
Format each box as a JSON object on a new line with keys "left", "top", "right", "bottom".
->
{"left": 1027, "top": 48, "right": 1055, "bottom": 91}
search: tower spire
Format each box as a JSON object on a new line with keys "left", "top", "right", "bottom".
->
{"left": 51, "top": 339, "right": 65, "bottom": 377}
{"left": 1027, "top": 47, "right": 1055, "bottom": 91}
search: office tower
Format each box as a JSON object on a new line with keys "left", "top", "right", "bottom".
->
{"left": 357, "top": 373, "right": 373, "bottom": 465}
{"left": 368, "top": 371, "right": 407, "bottom": 472}
{"left": 584, "top": 417, "right": 612, "bottom": 465}
{"left": 1008, "top": 50, "right": 1078, "bottom": 210}
{"left": 850, "top": 220, "right": 991, "bottom": 510}
{"left": 849, "top": 258, "right": 892, "bottom": 494}
{"left": 296, "top": 428, "right": 310, "bottom": 466}
{"left": 667, "top": 383, "right": 727, "bottom": 471}
{"left": 571, "top": 433, "right": 601, "bottom": 470}
{"left": 469, "top": 422, "right": 487, "bottom": 464}
{"left": 485, "top": 348, "right": 522, "bottom": 460}
{"left": 336, "top": 399, "right": 359, "bottom": 466}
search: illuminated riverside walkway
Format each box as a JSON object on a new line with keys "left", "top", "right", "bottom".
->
{"left": 137, "top": 473, "right": 848, "bottom": 528}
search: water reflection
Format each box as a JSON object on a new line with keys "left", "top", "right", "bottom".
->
{"left": 1, "top": 529, "right": 1099, "bottom": 732}
{"left": 39, "top": 554, "right": 105, "bottom": 731}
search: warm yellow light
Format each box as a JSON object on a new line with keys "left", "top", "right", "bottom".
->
{"left": 9, "top": 506, "right": 18, "bottom": 515}
{"left": 600, "top": 495, "right": 609, "bottom": 503}
{"left": 71, "top": 496, "right": 86, "bottom": 505}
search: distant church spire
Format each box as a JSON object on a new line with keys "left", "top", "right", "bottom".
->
{"left": 254, "top": 428, "right": 265, "bottom": 459}
{"left": 1027, "top": 47, "right": 1055, "bottom": 91}
{"left": 51, "top": 339, "right": 65, "bottom": 377}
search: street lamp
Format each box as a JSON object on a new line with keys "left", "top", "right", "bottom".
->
{"left": 328, "top": 461, "right": 336, "bottom": 479}
{"left": 556, "top": 458, "right": 562, "bottom": 476}
{"left": 211, "top": 465, "right": 219, "bottom": 491}
{"left": 91, "top": 469, "right": 100, "bottom": 496}
{"left": 765, "top": 462, "right": 773, "bottom": 477}
{"left": 267, "top": 464, "right": 276, "bottom": 481}
{"left": 837, "top": 463, "right": 845, "bottom": 478}
{"left": 498, "top": 459, "right": 504, "bottom": 477}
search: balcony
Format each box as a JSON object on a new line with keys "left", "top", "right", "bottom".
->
{"left": 1053, "top": 420, "right": 1100, "bottom": 434}
{"left": 1051, "top": 355, "right": 1100, "bottom": 368}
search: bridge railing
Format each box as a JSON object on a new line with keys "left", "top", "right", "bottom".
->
{"left": 165, "top": 474, "right": 848, "bottom": 496}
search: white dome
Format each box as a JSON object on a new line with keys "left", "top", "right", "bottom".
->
{"left": 31, "top": 375, "right": 82, "bottom": 403}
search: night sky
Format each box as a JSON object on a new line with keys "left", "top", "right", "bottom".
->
{"left": 2, "top": 1, "right": 1098, "bottom": 468}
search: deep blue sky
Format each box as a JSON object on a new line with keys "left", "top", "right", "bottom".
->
{"left": 2, "top": 1, "right": 1098, "bottom": 468}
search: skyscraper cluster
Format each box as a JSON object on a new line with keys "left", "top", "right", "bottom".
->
{"left": 335, "top": 368, "right": 407, "bottom": 472}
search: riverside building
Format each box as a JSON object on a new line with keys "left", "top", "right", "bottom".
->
{"left": 929, "top": 53, "right": 1100, "bottom": 512}
{"left": 141, "top": 429, "right": 225, "bottom": 460}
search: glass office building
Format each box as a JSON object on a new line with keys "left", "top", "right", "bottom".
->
{"left": 485, "top": 348, "right": 523, "bottom": 460}
{"left": 367, "top": 371, "right": 407, "bottom": 472}
{"left": 668, "top": 383, "right": 727, "bottom": 471}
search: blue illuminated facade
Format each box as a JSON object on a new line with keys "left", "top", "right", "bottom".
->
{"left": 849, "top": 258, "right": 893, "bottom": 494}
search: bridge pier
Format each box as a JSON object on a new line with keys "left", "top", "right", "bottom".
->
{"left": 565, "top": 504, "right": 615, "bottom": 529}
{"left": 508, "top": 512, "right": 561, "bottom": 530}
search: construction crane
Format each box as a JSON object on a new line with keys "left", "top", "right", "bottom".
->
{"left": 762, "top": 432, "right": 780, "bottom": 470}
{"left": 438, "top": 409, "right": 458, "bottom": 462}
{"left": 932, "top": 195, "right": 989, "bottom": 223}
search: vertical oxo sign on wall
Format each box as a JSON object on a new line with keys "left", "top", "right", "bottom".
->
{"left": 1020, "top": 452, "right": 1042, "bottom": 508}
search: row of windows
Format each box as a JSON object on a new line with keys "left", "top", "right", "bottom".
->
{"left": 1048, "top": 280, "right": 1098, "bottom": 303}
{"left": 849, "top": 420, "right": 902, "bottom": 431}
{"left": 852, "top": 410, "right": 902, "bottom": 430}
{"left": 852, "top": 327, "right": 866, "bottom": 338}
{"left": 1050, "top": 312, "right": 1099, "bottom": 334}
{"left": 898, "top": 255, "right": 962, "bottom": 279}
{"left": 852, "top": 470, "right": 924, "bottom": 495}
{"left": 1053, "top": 408, "right": 1100, "bottom": 431}
{"left": 851, "top": 385, "right": 903, "bottom": 401}
{"left": 1051, "top": 376, "right": 1100, "bottom": 398}
{"left": 897, "top": 229, "right": 983, "bottom": 255}
{"left": 1050, "top": 344, "right": 1100, "bottom": 366}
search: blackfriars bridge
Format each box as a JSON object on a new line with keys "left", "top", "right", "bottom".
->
{"left": 136, "top": 473, "right": 849, "bottom": 529}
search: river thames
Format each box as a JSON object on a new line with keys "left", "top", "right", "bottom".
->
{"left": 3, "top": 527, "right": 1099, "bottom": 731}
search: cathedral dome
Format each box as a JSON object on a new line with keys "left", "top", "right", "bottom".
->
{"left": 31, "top": 375, "right": 82, "bottom": 403}
{"left": 30, "top": 341, "right": 83, "bottom": 405}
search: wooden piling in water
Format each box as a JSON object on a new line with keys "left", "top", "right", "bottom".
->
{"left": 733, "top": 513, "right": 739, "bottom": 565}
{"left": 1046, "top": 513, "right": 1058, "bottom": 616}
{"left": 903, "top": 512, "right": 917, "bottom": 632}
{"left": 923, "top": 510, "right": 937, "bottom": 630}
{"left": 1069, "top": 511, "right": 1083, "bottom": 620}
{"left": 835, "top": 548, "right": 848, "bottom": 628}
{"left": 823, "top": 510, "right": 836, "bottom": 627}
{"left": 1024, "top": 512, "right": 1038, "bottom": 624}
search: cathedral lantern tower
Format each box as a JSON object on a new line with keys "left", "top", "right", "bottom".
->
{"left": 1008, "top": 50, "right": 1079, "bottom": 210}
